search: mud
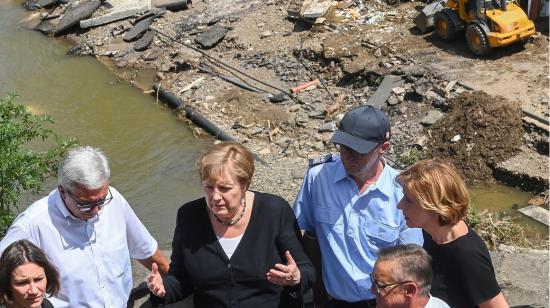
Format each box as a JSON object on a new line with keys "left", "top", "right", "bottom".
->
{"left": 428, "top": 91, "right": 524, "bottom": 182}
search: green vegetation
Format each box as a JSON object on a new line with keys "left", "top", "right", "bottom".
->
{"left": 398, "top": 148, "right": 426, "bottom": 167}
{"left": 0, "top": 92, "right": 77, "bottom": 236}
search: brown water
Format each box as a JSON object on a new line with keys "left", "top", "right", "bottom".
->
{"left": 1, "top": 1, "right": 546, "bottom": 248}
{"left": 469, "top": 183, "right": 548, "bottom": 237}
{"left": 0, "top": 1, "right": 208, "bottom": 249}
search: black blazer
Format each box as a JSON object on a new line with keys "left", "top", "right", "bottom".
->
{"left": 151, "top": 192, "right": 315, "bottom": 308}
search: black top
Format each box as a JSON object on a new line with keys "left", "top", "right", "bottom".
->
{"left": 151, "top": 192, "right": 315, "bottom": 308}
{"left": 42, "top": 298, "right": 54, "bottom": 308}
{"left": 423, "top": 228, "right": 501, "bottom": 308}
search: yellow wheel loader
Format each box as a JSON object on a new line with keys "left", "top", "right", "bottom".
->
{"left": 415, "top": 0, "right": 535, "bottom": 56}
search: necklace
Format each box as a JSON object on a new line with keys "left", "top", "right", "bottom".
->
{"left": 213, "top": 196, "right": 247, "bottom": 226}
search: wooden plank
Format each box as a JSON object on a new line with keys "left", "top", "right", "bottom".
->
{"left": 518, "top": 205, "right": 549, "bottom": 226}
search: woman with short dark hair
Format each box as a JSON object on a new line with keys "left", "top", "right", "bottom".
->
{"left": 0, "top": 240, "right": 60, "bottom": 308}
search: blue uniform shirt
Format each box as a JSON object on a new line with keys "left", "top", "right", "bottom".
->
{"left": 293, "top": 155, "right": 423, "bottom": 302}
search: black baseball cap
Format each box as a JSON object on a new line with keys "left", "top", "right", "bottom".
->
{"left": 331, "top": 105, "right": 391, "bottom": 154}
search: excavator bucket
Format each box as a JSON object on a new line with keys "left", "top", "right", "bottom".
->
{"left": 415, "top": 0, "right": 446, "bottom": 33}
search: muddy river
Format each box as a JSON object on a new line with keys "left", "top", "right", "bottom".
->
{"left": 0, "top": 1, "right": 545, "bottom": 248}
{"left": 0, "top": 1, "right": 208, "bottom": 249}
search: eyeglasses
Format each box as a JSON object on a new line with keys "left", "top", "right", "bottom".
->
{"left": 63, "top": 187, "right": 113, "bottom": 210}
{"left": 336, "top": 144, "right": 377, "bottom": 159}
{"left": 370, "top": 277, "right": 413, "bottom": 295}
{"left": 337, "top": 144, "right": 365, "bottom": 157}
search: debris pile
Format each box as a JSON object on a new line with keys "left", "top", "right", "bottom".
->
{"left": 427, "top": 91, "right": 524, "bottom": 181}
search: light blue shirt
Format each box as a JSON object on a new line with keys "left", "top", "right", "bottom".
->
{"left": 293, "top": 155, "right": 423, "bottom": 302}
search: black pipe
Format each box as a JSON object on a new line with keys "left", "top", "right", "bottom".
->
{"left": 153, "top": 84, "right": 234, "bottom": 141}
{"left": 198, "top": 66, "right": 265, "bottom": 93}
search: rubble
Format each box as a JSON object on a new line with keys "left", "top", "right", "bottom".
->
{"left": 11, "top": 0, "right": 549, "bottom": 304}
{"left": 53, "top": 0, "right": 101, "bottom": 35}
{"left": 195, "top": 25, "right": 229, "bottom": 49}
{"left": 123, "top": 16, "right": 154, "bottom": 42}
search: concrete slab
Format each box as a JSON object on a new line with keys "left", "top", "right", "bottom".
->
{"left": 494, "top": 148, "right": 548, "bottom": 192}
{"left": 124, "top": 16, "right": 153, "bottom": 42}
{"left": 491, "top": 245, "right": 549, "bottom": 307}
{"left": 133, "top": 30, "right": 154, "bottom": 51}
{"left": 53, "top": 0, "right": 101, "bottom": 35}
{"left": 366, "top": 75, "right": 404, "bottom": 109}
{"left": 518, "top": 205, "right": 549, "bottom": 226}
{"left": 195, "top": 26, "right": 228, "bottom": 49}
{"left": 303, "top": 0, "right": 332, "bottom": 19}
{"left": 80, "top": 0, "right": 150, "bottom": 29}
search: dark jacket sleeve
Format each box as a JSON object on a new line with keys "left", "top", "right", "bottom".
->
{"left": 275, "top": 198, "right": 315, "bottom": 299}
{"left": 150, "top": 206, "right": 194, "bottom": 307}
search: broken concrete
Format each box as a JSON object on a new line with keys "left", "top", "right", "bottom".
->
{"left": 134, "top": 30, "right": 155, "bottom": 51}
{"left": 366, "top": 75, "right": 404, "bottom": 109}
{"left": 303, "top": 0, "right": 333, "bottom": 19}
{"left": 195, "top": 26, "right": 229, "bottom": 49}
{"left": 81, "top": 1, "right": 150, "bottom": 29}
{"left": 53, "top": 0, "right": 101, "bottom": 35}
{"left": 518, "top": 205, "right": 549, "bottom": 226}
{"left": 323, "top": 33, "right": 362, "bottom": 60}
{"left": 123, "top": 16, "right": 153, "bottom": 42}
{"left": 420, "top": 110, "right": 444, "bottom": 126}
{"left": 342, "top": 51, "right": 378, "bottom": 75}
{"left": 494, "top": 148, "right": 549, "bottom": 192}
{"left": 491, "top": 245, "right": 549, "bottom": 307}
{"left": 35, "top": 19, "right": 55, "bottom": 34}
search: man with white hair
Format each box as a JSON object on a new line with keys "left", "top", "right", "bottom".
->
{"left": 0, "top": 146, "right": 169, "bottom": 308}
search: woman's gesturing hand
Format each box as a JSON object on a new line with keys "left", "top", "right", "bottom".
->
{"left": 147, "top": 262, "right": 167, "bottom": 297}
{"left": 266, "top": 250, "right": 301, "bottom": 286}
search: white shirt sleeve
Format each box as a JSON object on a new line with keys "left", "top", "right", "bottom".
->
{"left": 115, "top": 190, "right": 158, "bottom": 260}
{"left": 0, "top": 216, "right": 36, "bottom": 255}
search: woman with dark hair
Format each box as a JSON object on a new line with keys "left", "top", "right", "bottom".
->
{"left": 0, "top": 240, "right": 60, "bottom": 308}
{"left": 147, "top": 141, "right": 315, "bottom": 307}
{"left": 397, "top": 159, "right": 509, "bottom": 308}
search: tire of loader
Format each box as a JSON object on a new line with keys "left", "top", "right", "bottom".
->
{"left": 466, "top": 23, "right": 492, "bottom": 56}
{"left": 434, "top": 10, "right": 458, "bottom": 40}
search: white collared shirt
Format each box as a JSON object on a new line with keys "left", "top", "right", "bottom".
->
{"left": 0, "top": 187, "right": 158, "bottom": 308}
{"left": 425, "top": 294, "right": 451, "bottom": 308}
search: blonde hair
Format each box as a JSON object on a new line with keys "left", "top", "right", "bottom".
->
{"left": 197, "top": 142, "right": 255, "bottom": 189}
{"left": 397, "top": 159, "right": 469, "bottom": 226}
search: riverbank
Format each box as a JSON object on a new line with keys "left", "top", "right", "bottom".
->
{"left": 37, "top": 2, "right": 547, "bottom": 187}
{"left": 12, "top": 0, "right": 549, "bottom": 305}
{"left": 18, "top": 0, "right": 549, "bottom": 243}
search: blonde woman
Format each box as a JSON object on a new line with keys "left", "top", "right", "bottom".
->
{"left": 397, "top": 159, "right": 509, "bottom": 308}
{"left": 147, "top": 142, "right": 314, "bottom": 307}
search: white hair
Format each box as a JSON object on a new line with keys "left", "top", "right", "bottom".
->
{"left": 57, "top": 146, "right": 110, "bottom": 191}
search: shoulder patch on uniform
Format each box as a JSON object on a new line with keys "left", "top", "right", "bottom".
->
{"left": 308, "top": 154, "right": 333, "bottom": 167}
